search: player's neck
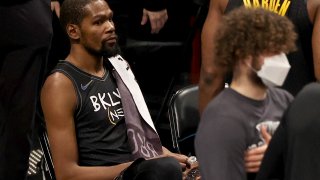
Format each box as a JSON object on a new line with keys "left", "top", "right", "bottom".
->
{"left": 66, "top": 46, "right": 105, "bottom": 77}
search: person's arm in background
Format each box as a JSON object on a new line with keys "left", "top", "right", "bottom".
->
{"left": 41, "top": 73, "right": 132, "bottom": 180}
{"left": 198, "top": 0, "right": 228, "bottom": 114}
{"left": 141, "top": 0, "right": 168, "bottom": 34}
{"left": 309, "top": 0, "right": 320, "bottom": 81}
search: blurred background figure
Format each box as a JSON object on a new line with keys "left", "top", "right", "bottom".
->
{"left": 257, "top": 82, "right": 320, "bottom": 180}
{"left": 195, "top": 7, "right": 297, "bottom": 180}
{"left": 0, "top": 0, "right": 52, "bottom": 179}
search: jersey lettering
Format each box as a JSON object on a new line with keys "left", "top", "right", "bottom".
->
{"left": 107, "top": 107, "right": 124, "bottom": 125}
{"left": 243, "top": 0, "right": 291, "bottom": 16}
{"left": 90, "top": 89, "right": 121, "bottom": 111}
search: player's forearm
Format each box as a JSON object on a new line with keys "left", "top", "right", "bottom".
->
{"left": 312, "top": 24, "right": 320, "bottom": 81}
{"left": 55, "top": 162, "right": 132, "bottom": 180}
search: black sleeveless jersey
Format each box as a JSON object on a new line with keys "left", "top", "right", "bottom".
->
{"left": 52, "top": 60, "right": 133, "bottom": 166}
{"left": 225, "top": 0, "right": 314, "bottom": 96}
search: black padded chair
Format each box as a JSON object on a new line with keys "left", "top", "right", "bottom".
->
{"left": 38, "top": 124, "right": 56, "bottom": 180}
{"left": 168, "top": 84, "right": 200, "bottom": 156}
{"left": 155, "top": 0, "right": 208, "bottom": 124}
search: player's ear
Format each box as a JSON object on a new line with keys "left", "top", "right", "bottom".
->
{"left": 66, "top": 24, "right": 80, "bottom": 40}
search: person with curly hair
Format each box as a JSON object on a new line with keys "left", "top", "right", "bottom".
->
{"left": 198, "top": 0, "right": 320, "bottom": 178}
{"left": 195, "top": 7, "right": 297, "bottom": 180}
{"left": 199, "top": 0, "right": 320, "bottom": 114}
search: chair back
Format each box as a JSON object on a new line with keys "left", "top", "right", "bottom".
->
{"left": 168, "top": 85, "right": 200, "bottom": 155}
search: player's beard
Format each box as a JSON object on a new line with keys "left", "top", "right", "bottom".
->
{"left": 101, "top": 41, "right": 121, "bottom": 58}
{"left": 83, "top": 40, "right": 121, "bottom": 58}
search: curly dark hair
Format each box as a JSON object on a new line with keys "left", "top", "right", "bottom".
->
{"left": 60, "top": 0, "right": 100, "bottom": 32}
{"left": 214, "top": 7, "right": 297, "bottom": 70}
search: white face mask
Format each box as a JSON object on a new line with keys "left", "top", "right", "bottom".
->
{"left": 250, "top": 53, "right": 291, "bottom": 87}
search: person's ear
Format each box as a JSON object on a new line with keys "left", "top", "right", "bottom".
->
{"left": 66, "top": 24, "right": 80, "bottom": 40}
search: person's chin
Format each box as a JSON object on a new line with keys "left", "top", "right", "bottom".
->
{"left": 102, "top": 49, "right": 120, "bottom": 58}
{"left": 107, "top": 42, "right": 116, "bottom": 48}
{"left": 101, "top": 43, "right": 119, "bottom": 57}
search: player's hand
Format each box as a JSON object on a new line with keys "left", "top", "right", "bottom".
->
{"left": 161, "top": 146, "right": 188, "bottom": 169}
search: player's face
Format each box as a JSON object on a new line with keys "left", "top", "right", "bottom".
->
{"left": 79, "top": 0, "right": 120, "bottom": 57}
